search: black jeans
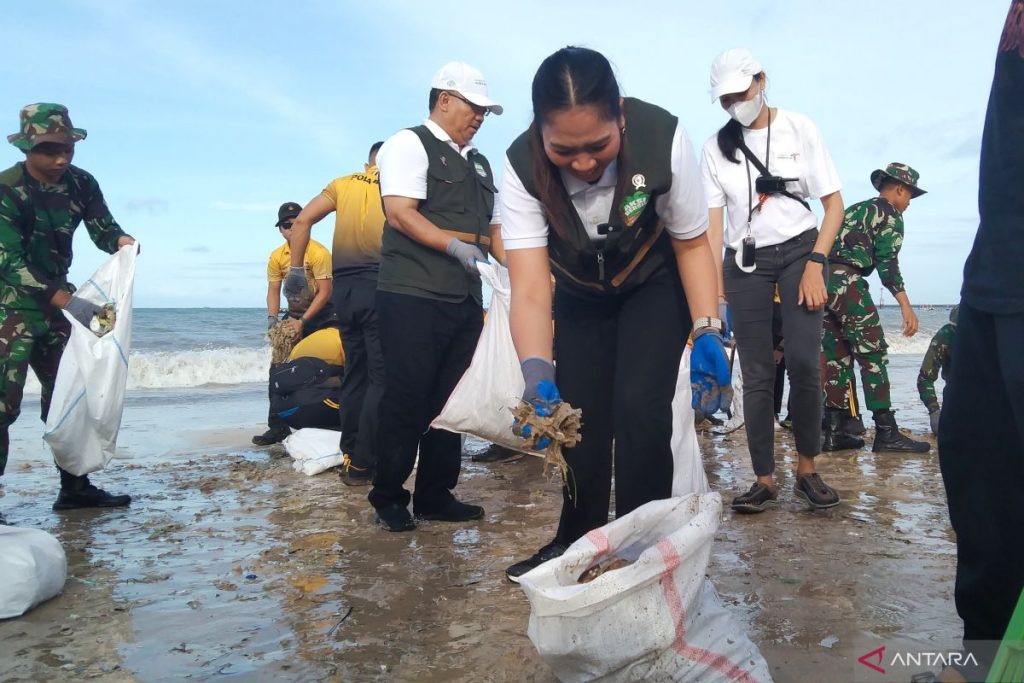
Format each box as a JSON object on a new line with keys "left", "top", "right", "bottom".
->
{"left": 724, "top": 229, "right": 823, "bottom": 476}
{"left": 332, "top": 274, "right": 384, "bottom": 470}
{"left": 368, "top": 292, "right": 483, "bottom": 512}
{"left": 552, "top": 267, "right": 690, "bottom": 546}
{"left": 939, "top": 303, "right": 1024, "bottom": 679}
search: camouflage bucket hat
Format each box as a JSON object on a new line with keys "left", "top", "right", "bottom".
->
{"left": 870, "top": 162, "right": 926, "bottom": 197}
{"left": 7, "top": 103, "right": 87, "bottom": 151}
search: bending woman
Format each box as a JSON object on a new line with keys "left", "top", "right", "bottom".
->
{"left": 501, "top": 46, "right": 729, "bottom": 582}
{"left": 700, "top": 48, "right": 845, "bottom": 513}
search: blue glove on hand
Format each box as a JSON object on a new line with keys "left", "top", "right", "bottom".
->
{"left": 514, "top": 358, "right": 561, "bottom": 450}
{"left": 691, "top": 330, "right": 733, "bottom": 417}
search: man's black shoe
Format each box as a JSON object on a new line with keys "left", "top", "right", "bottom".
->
{"left": 872, "top": 410, "right": 930, "bottom": 453}
{"left": 339, "top": 455, "right": 373, "bottom": 486}
{"left": 506, "top": 541, "right": 568, "bottom": 583}
{"left": 414, "top": 499, "right": 484, "bottom": 522}
{"left": 375, "top": 504, "right": 416, "bottom": 532}
{"left": 252, "top": 426, "right": 291, "bottom": 446}
{"left": 471, "top": 443, "right": 521, "bottom": 463}
{"left": 53, "top": 478, "right": 131, "bottom": 511}
{"left": 730, "top": 481, "right": 779, "bottom": 514}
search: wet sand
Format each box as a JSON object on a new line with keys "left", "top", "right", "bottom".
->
{"left": 0, "top": 416, "right": 957, "bottom": 682}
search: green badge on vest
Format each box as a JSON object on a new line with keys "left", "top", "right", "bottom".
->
{"left": 620, "top": 173, "right": 650, "bottom": 227}
{"left": 473, "top": 160, "right": 488, "bottom": 178}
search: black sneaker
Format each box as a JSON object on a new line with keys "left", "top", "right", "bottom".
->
{"left": 414, "top": 499, "right": 484, "bottom": 522}
{"left": 53, "top": 482, "right": 132, "bottom": 510}
{"left": 794, "top": 473, "right": 841, "bottom": 510}
{"left": 252, "top": 426, "right": 290, "bottom": 446}
{"left": 339, "top": 455, "right": 373, "bottom": 487}
{"left": 779, "top": 414, "right": 793, "bottom": 430}
{"left": 506, "top": 541, "right": 568, "bottom": 583}
{"left": 731, "top": 482, "right": 779, "bottom": 514}
{"left": 471, "top": 443, "right": 522, "bottom": 463}
{"left": 375, "top": 504, "right": 416, "bottom": 532}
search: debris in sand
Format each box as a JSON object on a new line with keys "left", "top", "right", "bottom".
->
{"left": 578, "top": 557, "right": 632, "bottom": 583}
{"left": 89, "top": 304, "right": 116, "bottom": 337}
{"left": 509, "top": 400, "right": 582, "bottom": 483}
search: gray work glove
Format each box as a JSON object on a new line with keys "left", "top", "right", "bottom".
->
{"left": 267, "top": 315, "right": 278, "bottom": 330}
{"left": 64, "top": 296, "right": 102, "bottom": 328}
{"left": 283, "top": 266, "right": 308, "bottom": 299}
{"left": 929, "top": 407, "right": 941, "bottom": 436}
{"left": 445, "top": 239, "right": 486, "bottom": 274}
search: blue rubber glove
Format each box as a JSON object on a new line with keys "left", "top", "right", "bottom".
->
{"left": 514, "top": 358, "right": 562, "bottom": 450}
{"left": 691, "top": 330, "right": 733, "bottom": 417}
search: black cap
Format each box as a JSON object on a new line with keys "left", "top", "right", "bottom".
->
{"left": 276, "top": 202, "right": 302, "bottom": 227}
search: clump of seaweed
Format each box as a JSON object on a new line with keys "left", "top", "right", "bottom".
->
{"left": 268, "top": 322, "right": 300, "bottom": 363}
{"left": 509, "top": 400, "right": 582, "bottom": 483}
{"left": 90, "top": 304, "right": 117, "bottom": 337}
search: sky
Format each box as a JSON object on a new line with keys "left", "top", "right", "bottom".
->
{"left": 1, "top": 0, "right": 1009, "bottom": 307}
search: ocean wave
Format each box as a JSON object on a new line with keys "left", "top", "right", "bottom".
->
{"left": 23, "top": 346, "right": 271, "bottom": 394}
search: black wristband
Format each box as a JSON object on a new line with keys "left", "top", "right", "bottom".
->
{"left": 808, "top": 252, "right": 827, "bottom": 265}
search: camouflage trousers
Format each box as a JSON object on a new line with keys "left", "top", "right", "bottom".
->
{"left": 822, "top": 268, "right": 891, "bottom": 412}
{"left": 0, "top": 306, "right": 70, "bottom": 476}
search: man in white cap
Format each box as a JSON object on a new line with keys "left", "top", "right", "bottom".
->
{"left": 363, "top": 61, "right": 504, "bottom": 532}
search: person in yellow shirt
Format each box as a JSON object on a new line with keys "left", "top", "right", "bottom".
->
{"left": 254, "top": 202, "right": 337, "bottom": 445}
{"left": 287, "top": 143, "right": 387, "bottom": 485}
{"left": 267, "top": 328, "right": 346, "bottom": 432}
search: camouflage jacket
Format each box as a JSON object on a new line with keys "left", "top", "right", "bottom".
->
{"left": 829, "top": 197, "right": 906, "bottom": 295}
{"left": 0, "top": 162, "right": 126, "bottom": 310}
{"left": 916, "top": 322, "right": 955, "bottom": 412}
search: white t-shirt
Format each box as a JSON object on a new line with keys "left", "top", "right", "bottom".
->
{"left": 501, "top": 124, "right": 708, "bottom": 250}
{"left": 700, "top": 109, "right": 841, "bottom": 251}
{"left": 377, "top": 119, "right": 500, "bottom": 224}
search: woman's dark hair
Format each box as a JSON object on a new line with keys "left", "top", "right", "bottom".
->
{"left": 528, "top": 46, "right": 623, "bottom": 237}
{"left": 716, "top": 72, "right": 765, "bottom": 164}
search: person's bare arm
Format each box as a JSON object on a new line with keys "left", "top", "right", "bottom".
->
{"left": 488, "top": 224, "right": 506, "bottom": 265}
{"left": 799, "top": 190, "right": 844, "bottom": 310}
{"left": 672, "top": 232, "right": 720, "bottom": 325}
{"left": 288, "top": 194, "right": 335, "bottom": 268}
{"left": 383, "top": 196, "right": 455, "bottom": 252}
{"left": 507, "top": 246, "right": 553, "bottom": 363}
{"left": 706, "top": 207, "right": 726, "bottom": 301}
{"left": 267, "top": 280, "right": 282, "bottom": 318}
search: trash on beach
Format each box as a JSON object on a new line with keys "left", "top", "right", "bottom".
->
{"left": 268, "top": 322, "right": 300, "bottom": 364}
{"left": 578, "top": 556, "right": 632, "bottom": 583}
{"left": 509, "top": 400, "right": 582, "bottom": 482}
{"left": 89, "top": 304, "right": 116, "bottom": 337}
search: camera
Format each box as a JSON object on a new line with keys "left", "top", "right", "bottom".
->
{"left": 755, "top": 175, "right": 799, "bottom": 194}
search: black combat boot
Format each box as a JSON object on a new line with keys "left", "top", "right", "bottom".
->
{"left": 841, "top": 411, "right": 866, "bottom": 435}
{"left": 53, "top": 467, "right": 132, "bottom": 510}
{"left": 822, "top": 408, "right": 866, "bottom": 451}
{"left": 872, "top": 410, "right": 931, "bottom": 453}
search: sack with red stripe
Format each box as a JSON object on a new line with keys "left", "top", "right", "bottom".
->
{"left": 518, "top": 493, "right": 772, "bottom": 682}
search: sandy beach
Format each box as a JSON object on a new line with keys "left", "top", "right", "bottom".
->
{"left": 0, "top": 357, "right": 958, "bottom": 682}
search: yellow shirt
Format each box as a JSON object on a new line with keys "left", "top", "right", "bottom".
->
{"left": 267, "top": 239, "right": 332, "bottom": 283}
{"left": 322, "top": 166, "right": 386, "bottom": 270}
{"left": 288, "top": 327, "right": 344, "bottom": 366}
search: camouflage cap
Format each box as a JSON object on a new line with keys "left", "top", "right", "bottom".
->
{"left": 870, "top": 162, "right": 926, "bottom": 197}
{"left": 7, "top": 103, "right": 87, "bottom": 151}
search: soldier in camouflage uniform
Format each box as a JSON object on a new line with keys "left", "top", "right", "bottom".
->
{"left": 1, "top": 103, "right": 136, "bottom": 521}
{"left": 821, "top": 162, "right": 930, "bottom": 453}
{"left": 917, "top": 304, "right": 958, "bottom": 435}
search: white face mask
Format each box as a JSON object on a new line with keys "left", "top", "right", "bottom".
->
{"left": 727, "top": 88, "right": 764, "bottom": 127}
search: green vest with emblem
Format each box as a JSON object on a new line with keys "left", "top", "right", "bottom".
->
{"left": 377, "top": 126, "right": 496, "bottom": 305}
{"left": 506, "top": 97, "right": 677, "bottom": 296}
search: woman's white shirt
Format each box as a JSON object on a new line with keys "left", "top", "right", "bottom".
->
{"left": 500, "top": 124, "right": 708, "bottom": 251}
{"left": 700, "top": 109, "right": 841, "bottom": 251}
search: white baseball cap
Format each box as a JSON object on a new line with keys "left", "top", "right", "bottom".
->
{"left": 430, "top": 61, "right": 503, "bottom": 115}
{"left": 709, "top": 48, "right": 763, "bottom": 102}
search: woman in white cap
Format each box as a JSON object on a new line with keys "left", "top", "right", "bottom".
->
{"left": 701, "top": 48, "right": 845, "bottom": 514}
{"left": 501, "top": 46, "right": 730, "bottom": 581}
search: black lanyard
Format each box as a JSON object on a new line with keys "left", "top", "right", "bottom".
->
{"left": 744, "top": 115, "right": 771, "bottom": 228}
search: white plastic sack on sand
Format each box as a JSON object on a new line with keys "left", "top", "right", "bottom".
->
{"left": 282, "top": 428, "right": 345, "bottom": 476}
{"left": 670, "top": 348, "right": 709, "bottom": 497}
{"left": 431, "top": 261, "right": 532, "bottom": 455}
{"left": 44, "top": 244, "right": 139, "bottom": 476}
{"left": 0, "top": 526, "right": 67, "bottom": 619}
{"left": 519, "top": 494, "right": 773, "bottom": 683}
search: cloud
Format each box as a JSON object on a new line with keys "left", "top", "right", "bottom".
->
{"left": 123, "top": 198, "right": 169, "bottom": 214}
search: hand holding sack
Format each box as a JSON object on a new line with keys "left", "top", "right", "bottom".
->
{"left": 690, "top": 330, "right": 733, "bottom": 416}
{"left": 446, "top": 238, "right": 486, "bottom": 274}
{"left": 64, "top": 295, "right": 102, "bottom": 328}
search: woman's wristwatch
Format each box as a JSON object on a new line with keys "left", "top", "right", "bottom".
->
{"left": 693, "top": 316, "right": 725, "bottom": 337}
{"left": 808, "top": 252, "right": 827, "bottom": 265}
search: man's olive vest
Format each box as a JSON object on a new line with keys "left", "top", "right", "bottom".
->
{"left": 506, "top": 97, "right": 677, "bottom": 296}
{"left": 377, "top": 126, "right": 496, "bottom": 305}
